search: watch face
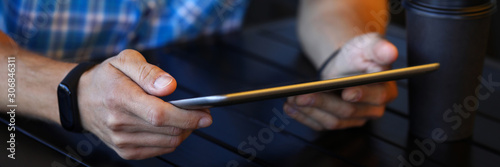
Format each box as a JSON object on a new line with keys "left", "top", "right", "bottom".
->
{"left": 58, "top": 83, "right": 74, "bottom": 129}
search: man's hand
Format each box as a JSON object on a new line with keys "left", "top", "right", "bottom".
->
{"left": 284, "top": 33, "right": 398, "bottom": 130}
{"left": 77, "top": 49, "right": 213, "bottom": 160}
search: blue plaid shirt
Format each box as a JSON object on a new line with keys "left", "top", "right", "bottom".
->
{"left": 0, "top": 0, "right": 248, "bottom": 62}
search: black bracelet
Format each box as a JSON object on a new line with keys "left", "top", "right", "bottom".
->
{"left": 57, "top": 62, "right": 97, "bottom": 133}
{"left": 318, "top": 48, "right": 342, "bottom": 77}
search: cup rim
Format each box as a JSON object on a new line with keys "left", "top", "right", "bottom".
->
{"left": 404, "top": 0, "right": 497, "bottom": 19}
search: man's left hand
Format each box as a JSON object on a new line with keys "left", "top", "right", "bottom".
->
{"left": 284, "top": 33, "right": 398, "bottom": 130}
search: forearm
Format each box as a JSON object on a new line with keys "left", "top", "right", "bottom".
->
{"left": 0, "top": 31, "right": 76, "bottom": 124}
{"left": 298, "top": 0, "right": 389, "bottom": 69}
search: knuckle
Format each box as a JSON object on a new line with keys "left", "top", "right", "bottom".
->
{"left": 113, "top": 49, "right": 144, "bottom": 69}
{"left": 103, "top": 89, "right": 124, "bottom": 110}
{"left": 105, "top": 115, "right": 124, "bottom": 131}
{"left": 148, "top": 106, "right": 166, "bottom": 127}
{"left": 115, "top": 50, "right": 132, "bottom": 65}
{"left": 179, "top": 118, "right": 197, "bottom": 129}
{"left": 115, "top": 142, "right": 128, "bottom": 150}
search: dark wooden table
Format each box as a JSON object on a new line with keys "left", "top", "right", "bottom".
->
{"left": 2, "top": 19, "right": 500, "bottom": 167}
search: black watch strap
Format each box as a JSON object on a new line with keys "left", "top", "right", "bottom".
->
{"left": 58, "top": 62, "right": 97, "bottom": 132}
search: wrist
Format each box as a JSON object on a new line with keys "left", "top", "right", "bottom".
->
{"left": 7, "top": 50, "right": 78, "bottom": 125}
{"left": 49, "top": 63, "right": 78, "bottom": 124}
{"left": 318, "top": 48, "right": 341, "bottom": 79}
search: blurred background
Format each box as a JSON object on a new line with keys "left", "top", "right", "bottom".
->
{"left": 243, "top": 0, "right": 500, "bottom": 61}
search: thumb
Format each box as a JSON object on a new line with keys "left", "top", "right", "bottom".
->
{"left": 109, "top": 49, "right": 177, "bottom": 96}
{"left": 324, "top": 33, "right": 398, "bottom": 79}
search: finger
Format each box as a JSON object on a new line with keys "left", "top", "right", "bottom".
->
{"left": 364, "top": 39, "right": 398, "bottom": 66}
{"left": 326, "top": 33, "right": 398, "bottom": 77}
{"left": 107, "top": 76, "right": 212, "bottom": 129}
{"left": 110, "top": 131, "right": 191, "bottom": 149}
{"left": 283, "top": 104, "right": 323, "bottom": 131}
{"left": 341, "top": 81, "right": 398, "bottom": 105}
{"left": 109, "top": 49, "right": 176, "bottom": 96}
{"left": 294, "top": 106, "right": 368, "bottom": 130}
{"left": 286, "top": 103, "right": 370, "bottom": 130}
{"left": 289, "top": 93, "right": 352, "bottom": 118}
{"left": 331, "top": 119, "right": 367, "bottom": 130}
{"left": 105, "top": 115, "right": 186, "bottom": 135}
{"left": 115, "top": 146, "right": 177, "bottom": 160}
{"left": 289, "top": 93, "right": 385, "bottom": 119}
{"left": 287, "top": 104, "right": 340, "bottom": 130}
{"left": 135, "top": 97, "right": 213, "bottom": 129}
{"left": 124, "top": 125, "right": 186, "bottom": 136}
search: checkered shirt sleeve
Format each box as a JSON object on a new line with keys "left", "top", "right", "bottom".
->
{"left": 0, "top": 0, "right": 248, "bottom": 62}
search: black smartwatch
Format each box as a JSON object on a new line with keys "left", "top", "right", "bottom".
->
{"left": 58, "top": 62, "right": 97, "bottom": 133}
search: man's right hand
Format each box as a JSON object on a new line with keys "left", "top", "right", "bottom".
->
{"left": 77, "top": 49, "right": 212, "bottom": 160}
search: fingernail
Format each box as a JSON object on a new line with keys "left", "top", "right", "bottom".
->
{"left": 198, "top": 117, "right": 212, "bottom": 128}
{"left": 375, "top": 41, "right": 397, "bottom": 63}
{"left": 154, "top": 75, "right": 173, "bottom": 89}
{"left": 346, "top": 89, "right": 361, "bottom": 102}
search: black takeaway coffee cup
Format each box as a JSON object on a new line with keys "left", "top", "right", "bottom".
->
{"left": 404, "top": 0, "right": 497, "bottom": 141}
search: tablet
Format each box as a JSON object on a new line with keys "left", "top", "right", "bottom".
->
{"left": 169, "top": 63, "right": 439, "bottom": 109}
